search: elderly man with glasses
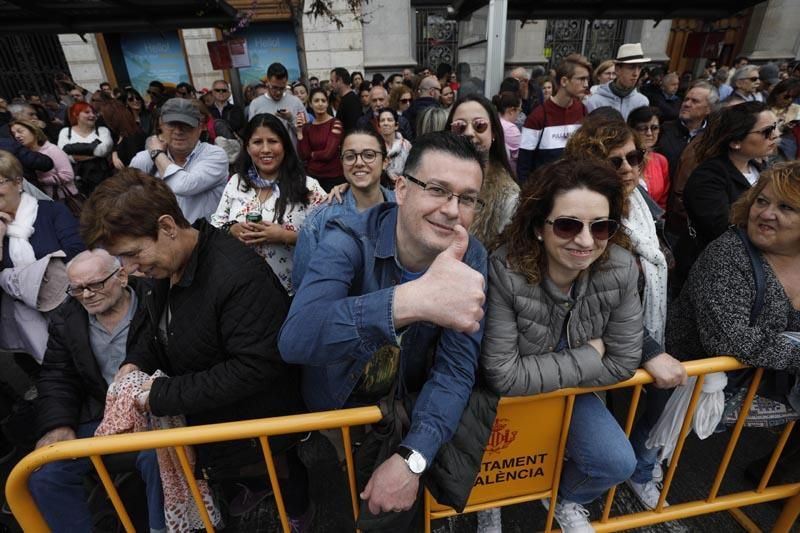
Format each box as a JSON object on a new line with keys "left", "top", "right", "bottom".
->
{"left": 29, "top": 248, "right": 166, "bottom": 533}
{"left": 280, "top": 132, "right": 493, "bottom": 529}
{"left": 208, "top": 79, "right": 246, "bottom": 137}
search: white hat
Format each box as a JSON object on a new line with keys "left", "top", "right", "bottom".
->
{"left": 614, "top": 43, "right": 651, "bottom": 64}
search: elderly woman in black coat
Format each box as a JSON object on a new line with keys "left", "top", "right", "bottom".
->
{"left": 79, "top": 168, "right": 312, "bottom": 527}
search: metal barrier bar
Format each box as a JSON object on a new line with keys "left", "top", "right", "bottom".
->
{"left": 175, "top": 445, "right": 215, "bottom": 532}
{"left": 727, "top": 507, "right": 762, "bottom": 533}
{"left": 341, "top": 426, "right": 361, "bottom": 530}
{"left": 545, "top": 393, "right": 574, "bottom": 533}
{"left": 89, "top": 455, "right": 135, "bottom": 533}
{"left": 657, "top": 374, "right": 706, "bottom": 511}
{"left": 758, "top": 420, "right": 796, "bottom": 492}
{"left": 774, "top": 488, "right": 800, "bottom": 532}
{"left": 6, "top": 407, "right": 383, "bottom": 532}
{"left": 258, "top": 436, "right": 289, "bottom": 533}
{"left": 601, "top": 383, "right": 644, "bottom": 523}
{"left": 591, "top": 483, "right": 800, "bottom": 532}
{"left": 708, "top": 368, "right": 765, "bottom": 502}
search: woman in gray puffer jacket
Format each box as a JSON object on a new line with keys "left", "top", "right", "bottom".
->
{"left": 481, "top": 159, "right": 643, "bottom": 531}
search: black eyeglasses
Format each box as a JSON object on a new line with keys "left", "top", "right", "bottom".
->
{"left": 450, "top": 118, "right": 490, "bottom": 135}
{"left": 66, "top": 268, "right": 120, "bottom": 296}
{"left": 608, "top": 149, "right": 645, "bottom": 170}
{"left": 341, "top": 149, "right": 380, "bottom": 165}
{"left": 545, "top": 217, "right": 620, "bottom": 240}
{"left": 403, "top": 174, "right": 484, "bottom": 211}
{"left": 749, "top": 123, "right": 779, "bottom": 139}
{"left": 213, "top": 88, "right": 229, "bottom": 93}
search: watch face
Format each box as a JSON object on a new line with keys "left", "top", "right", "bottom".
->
{"left": 407, "top": 451, "right": 426, "bottom": 474}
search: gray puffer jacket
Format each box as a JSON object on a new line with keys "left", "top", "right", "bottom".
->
{"left": 481, "top": 243, "right": 643, "bottom": 396}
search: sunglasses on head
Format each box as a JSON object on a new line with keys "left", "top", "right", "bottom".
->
{"left": 608, "top": 149, "right": 645, "bottom": 170}
{"left": 546, "top": 217, "right": 620, "bottom": 240}
{"left": 749, "top": 123, "right": 779, "bottom": 139}
{"left": 450, "top": 118, "right": 490, "bottom": 135}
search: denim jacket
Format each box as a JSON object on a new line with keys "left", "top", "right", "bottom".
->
{"left": 292, "top": 186, "right": 395, "bottom": 289}
{"left": 279, "top": 202, "right": 488, "bottom": 463}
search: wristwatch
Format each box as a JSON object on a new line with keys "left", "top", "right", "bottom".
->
{"left": 149, "top": 149, "right": 166, "bottom": 161}
{"left": 396, "top": 445, "right": 427, "bottom": 474}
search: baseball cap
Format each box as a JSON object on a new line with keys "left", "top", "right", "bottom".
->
{"left": 160, "top": 98, "right": 203, "bottom": 127}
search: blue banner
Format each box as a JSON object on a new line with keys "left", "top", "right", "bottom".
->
{"left": 120, "top": 32, "right": 190, "bottom": 96}
{"left": 236, "top": 23, "right": 301, "bottom": 84}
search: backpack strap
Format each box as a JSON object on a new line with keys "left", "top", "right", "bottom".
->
{"left": 734, "top": 227, "right": 765, "bottom": 326}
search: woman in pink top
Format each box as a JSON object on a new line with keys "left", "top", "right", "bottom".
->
{"left": 493, "top": 91, "right": 523, "bottom": 178}
{"left": 628, "top": 106, "right": 670, "bottom": 209}
{"left": 10, "top": 119, "right": 77, "bottom": 198}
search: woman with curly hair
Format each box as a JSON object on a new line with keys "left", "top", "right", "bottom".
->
{"left": 446, "top": 93, "right": 519, "bottom": 246}
{"left": 481, "top": 158, "right": 641, "bottom": 532}
{"left": 564, "top": 116, "right": 687, "bottom": 511}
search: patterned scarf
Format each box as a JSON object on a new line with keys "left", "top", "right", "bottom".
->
{"left": 247, "top": 165, "right": 280, "bottom": 199}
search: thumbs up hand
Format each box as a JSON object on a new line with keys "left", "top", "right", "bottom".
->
{"left": 393, "top": 225, "right": 485, "bottom": 333}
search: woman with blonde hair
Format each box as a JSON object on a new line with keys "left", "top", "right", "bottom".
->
{"left": 10, "top": 119, "right": 76, "bottom": 199}
{"left": 591, "top": 59, "right": 617, "bottom": 95}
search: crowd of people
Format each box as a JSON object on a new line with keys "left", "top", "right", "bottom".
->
{"left": 0, "top": 41, "right": 798, "bottom": 533}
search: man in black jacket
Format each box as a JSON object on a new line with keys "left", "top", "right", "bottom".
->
{"left": 80, "top": 168, "right": 310, "bottom": 526}
{"left": 208, "top": 80, "right": 246, "bottom": 137}
{"left": 29, "top": 249, "right": 165, "bottom": 532}
{"left": 330, "top": 67, "right": 362, "bottom": 133}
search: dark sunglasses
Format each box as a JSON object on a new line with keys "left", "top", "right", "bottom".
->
{"left": 213, "top": 88, "right": 229, "bottom": 93}
{"left": 450, "top": 118, "right": 490, "bottom": 135}
{"left": 399, "top": 98, "right": 412, "bottom": 103}
{"left": 749, "top": 123, "right": 779, "bottom": 139}
{"left": 126, "top": 96, "right": 139, "bottom": 102}
{"left": 545, "top": 217, "right": 620, "bottom": 241}
{"left": 745, "top": 76, "right": 760, "bottom": 82}
{"left": 608, "top": 149, "right": 645, "bottom": 170}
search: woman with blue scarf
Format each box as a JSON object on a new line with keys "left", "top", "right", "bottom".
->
{"left": 211, "top": 113, "right": 326, "bottom": 295}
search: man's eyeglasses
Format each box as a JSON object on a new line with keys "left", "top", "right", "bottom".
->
{"left": 66, "top": 268, "right": 120, "bottom": 297}
{"left": 744, "top": 76, "right": 760, "bottom": 82}
{"left": 749, "top": 123, "right": 779, "bottom": 139}
{"left": 403, "top": 174, "right": 484, "bottom": 211}
{"left": 213, "top": 88, "right": 229, "bottom": 93}
{"left": 341, "top": 149, "right": 381, "bottom": 165}
{"left": 545, "top": 217, "right": 620, "bottom": 241}
{"left": 450, "top": 118, "right": 490, "bottom": 135}
{"left": 635, "top": 124, "right": 660, "bottom": 134}
{"left": 608, "top": 149, "right": 645, "bottom": 170}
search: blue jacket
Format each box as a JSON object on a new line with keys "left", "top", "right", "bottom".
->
{"left": 279, "top": 202, "right": 488, "bottom": 463}
{"left": 292, "top": 186, "right": 395, "bottom": 289}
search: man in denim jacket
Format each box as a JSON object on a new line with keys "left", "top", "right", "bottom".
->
{"left": 279, "top": 132, "right": 487, "bottom": 518}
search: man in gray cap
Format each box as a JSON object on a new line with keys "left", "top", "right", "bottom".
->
{"left": 129, "top": 98, "right": 228, "bottom": 223}
{"left": 585, "top": 42, "right": 651, "bottom": 119}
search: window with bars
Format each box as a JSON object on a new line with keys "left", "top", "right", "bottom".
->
{"left": 0, "top": 34, "right": 70, "bottom": 99}
{"left": 414, "top": 7, "right": 458, "bottom": 72}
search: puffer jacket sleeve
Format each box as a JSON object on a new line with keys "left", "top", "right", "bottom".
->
{"left": 481, "top": 253, "right": 607, "bottom": 396}
{"left": 583, "top": 248, "right": 643, "bottom": 386}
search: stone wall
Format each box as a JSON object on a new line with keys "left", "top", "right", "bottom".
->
{"left": 57, "top": 34, "right": 107, "bottom": 92}
{"left": 302, "top": 0, "right": 365, "bottom": 80}
{"left": 180, "top": 28, "right": 225, "bottom": 91}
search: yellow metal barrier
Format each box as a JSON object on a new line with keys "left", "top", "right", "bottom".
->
{"left": 6, "top": 407, "right": 382, "bottom": 532}
{"left": 424, "top": 356, "right": 800, "bottom": 532}
{"left": 5, "top": 356, "right": 800, "bottom": 532}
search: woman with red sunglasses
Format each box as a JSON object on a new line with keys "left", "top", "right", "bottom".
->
{"left": 446, "top": 94, "right": 519, "bottom": 247}
{"left": 481, "top": 159, "right": 642, "bottom": 532}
